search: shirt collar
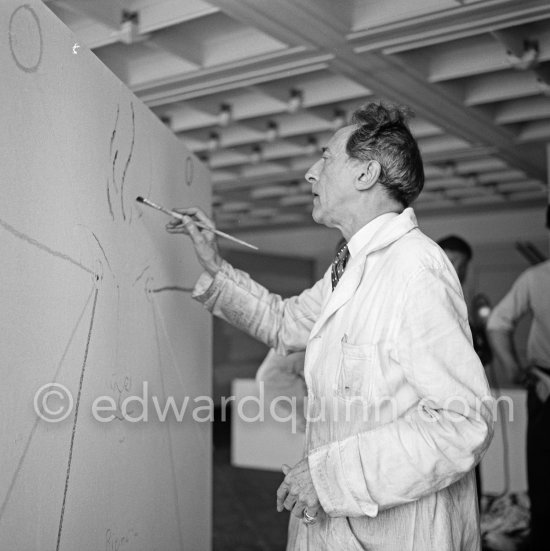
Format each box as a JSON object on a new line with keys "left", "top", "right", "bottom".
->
{"left": 347, "top": 212, "right": 400, "bottom": 258}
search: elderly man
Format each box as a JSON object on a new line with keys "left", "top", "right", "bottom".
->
{"left": 168, "top": 102, "right": 493, "bottom": 550}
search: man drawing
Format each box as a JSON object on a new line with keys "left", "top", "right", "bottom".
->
{"left": 168, "top": 102, "right": 493, "bottom": 550}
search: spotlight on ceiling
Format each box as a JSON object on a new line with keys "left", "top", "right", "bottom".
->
{"left": 250, "top": 145, "right": 263, "bottom": 164}
{"left": 288, "top": 89, "right": 304, "bottom": 113}
{"left": 208, "top": 131, "right": 220, "bottom": 151}
{"left": 159, "top": 115, "right": 172, "bottom": 129}
{"left": 218, "top": 103, "right": 232, "bottom": 126}
{"left": 332, "top": 109, "right": 347, "bottom": 129}
{"left": 266, "top": 120, "right": 279, "bottom": 142}
{"left": 198, "top": 153, "right": 210, "bottom": 167}
{"left": 305, "top": 136, "right": 319, "bottom": 155}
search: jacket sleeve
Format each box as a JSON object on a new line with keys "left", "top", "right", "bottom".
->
{"left": 192, "top": 260, "right": 326, "bottom": 354}
{"left": 308, "top": 266, "right": 494, "bottom": 517}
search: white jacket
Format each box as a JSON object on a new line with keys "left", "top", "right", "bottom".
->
{"left": 193, "top": 208, "right": 493, "bottom": 550}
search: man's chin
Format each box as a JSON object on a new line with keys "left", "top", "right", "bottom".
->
{"left": 311, "top": 209, "right": 323, "bottom": 225}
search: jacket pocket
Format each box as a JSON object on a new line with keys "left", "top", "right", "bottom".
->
{"left": 336, "top": 336, "right": 374, "bottom": 401}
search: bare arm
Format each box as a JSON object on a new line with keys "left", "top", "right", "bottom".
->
{"left": 487, "top": 329, "right": 522, "bottom": 385}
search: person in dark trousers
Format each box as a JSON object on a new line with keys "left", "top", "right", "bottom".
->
{"left": 487, "top": 250, "right": 550, "bottom": 551}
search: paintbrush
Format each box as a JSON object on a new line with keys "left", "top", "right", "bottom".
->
{"left": 136, "top": 196, "right": 258, "bottom": 251}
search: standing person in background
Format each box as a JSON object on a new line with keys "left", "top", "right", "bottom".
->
{"left": 437, "top": 235, "right": 493, "bottom": 366}
{"left": 168, "top": 102, "right": 493, "bottom": 550}
{"left": 437, "top": 235, "right": 492, "bottom": 506}
{"left": 487, "top": 253, "right": 550, "bottom": 551}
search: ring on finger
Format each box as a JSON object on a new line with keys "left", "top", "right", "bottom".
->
{"left": 303, "top": 508, "right": 317, "bottom": 525}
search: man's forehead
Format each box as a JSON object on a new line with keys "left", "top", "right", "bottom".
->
{"left": 325, "top": 125, "right": 355, "bottom": 152}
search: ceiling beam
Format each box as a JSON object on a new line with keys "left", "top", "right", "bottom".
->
{"left": 135, "top": 48, "right": 331, "bottom": 105}
{"left": 348, "top": 0, "right": 550, "bottom": 54}
{"left": 53, "top": 0, "right": 125, "bottom": 30}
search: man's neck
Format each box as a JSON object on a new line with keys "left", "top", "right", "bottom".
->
{"left": 339, "top": 204, "right": 403, "bottom": 241}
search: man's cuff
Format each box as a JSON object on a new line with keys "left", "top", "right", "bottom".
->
{"left": 308, "top": 437, "right": 378, "bottom": 518}
{"left": 191, "top": 260, "right": 232, "bottom": 306}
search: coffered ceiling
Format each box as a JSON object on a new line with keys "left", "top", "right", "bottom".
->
{"left": 45, "top": 0, "right": 550, "bottom": 232}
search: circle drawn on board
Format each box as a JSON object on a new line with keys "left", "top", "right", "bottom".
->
{"left": 9, "top": 5, "right": 43, "bottom": 73}
{"left": 185, "top": 156, "right": 194, "bottom": 186}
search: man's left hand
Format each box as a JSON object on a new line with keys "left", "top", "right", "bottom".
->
{"left": 276, "top": 458, "right": 322, "bottom": 522}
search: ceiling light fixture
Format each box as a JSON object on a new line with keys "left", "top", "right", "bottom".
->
{"left": 208, "top": 131, "right": 220, "bottom": 151}
{"left": 506, "top": 39, "right": 539, "bottom": 71}
{"left": 288, "top": 88, "right": 304, "bottom": 113}
{"left": 266, "top": 120, "right": 279, "bottom": 142}
{"left": 305, "top": 136, "right": 319, "bottom": 155}
{"left": 250, "top": 145, "right": 262, "bottom": 164}
{"left": 535, "top": 66, "right": 550, "bottom": 96}
{"left": 119, "top": 10, "right": 150, "bottom": 44}
{"left": 332, "top": 108, "right": 347, "bottom": 129}
{"left": 198, "top": 153, "right": 210, "bottom": 167}
{"left": 218, "top": 103, "right": 232, "bottom": 126}
{"left": 159, "top": 115, "right": 172, "bottom": 129}
{"left": 442, "top": 161, "right": 457, "bottom": 178}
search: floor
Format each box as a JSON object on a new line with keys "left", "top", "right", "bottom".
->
{"left": 213, "top": 409, "right": 290, "bottom": 551}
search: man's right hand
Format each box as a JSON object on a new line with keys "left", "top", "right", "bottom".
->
{"left": 165, "top": 207, "right": 223, "bottom": 277}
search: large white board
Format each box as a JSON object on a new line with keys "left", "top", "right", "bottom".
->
{"left": 0, "top": 2, "right": 212, "bottom": 549}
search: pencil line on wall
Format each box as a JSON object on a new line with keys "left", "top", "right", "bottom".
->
{"left": 151, "top": 286, "right": 194, "bottom": 294}
{"left": 152, "top": 298, "right": 209, "bottom": 453}
{"left": 0, "top": 285, "right": 95, "bottom": 525}
{"left": 91, "top": 231, "right": 112, "bottom": 274}
{"left": 151, "top": 303, "right": 185, "bottom": 551}
{"left": 56, "top": 288, "right": 99, "bottom": 551}
{"left": 120, "top": 102, "right": 135, "bottom": 222}
{"left": 0, "top": 217, "right": 95, "bottom": 276}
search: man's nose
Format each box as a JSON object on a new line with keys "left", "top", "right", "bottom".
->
{"left": 305, "top": 162, "right": 319, "bottom": 184}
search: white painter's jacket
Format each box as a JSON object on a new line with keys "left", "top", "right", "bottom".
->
{"left": 193, "top": 208, "right": 494, "bottom": 551}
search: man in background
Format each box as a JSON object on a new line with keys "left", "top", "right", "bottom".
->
{"left": 437, "top": 235, "right": 492, "bottom": 366}
{"left": 487, "top": 251, "right": 550, "bottom": 551}
{"left": 437, "top": 235, "right": 493, "bottom": 505}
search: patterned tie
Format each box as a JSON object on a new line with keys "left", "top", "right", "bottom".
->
{"left": 331, "top": 244, "right": 350, "bottom": 291}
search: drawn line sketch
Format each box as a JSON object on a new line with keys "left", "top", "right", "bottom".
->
{"left": 120, "top": 103, "right": 135, "bottom": 221}
{"left": 151, "top": 286, "right": 194, "bottom": 294}
{"left": 0, "top": 284, "right": 96, "bottom": 525}
{"left": 185, "top": 157, "right": 194, "bottom": 187}
{"left": 151, "top": 304, "right": 185, "bottom": 551}
{"left": 56, "top": 288, "right": 99, "bottom": 551}
{"left": 107, "top": 102, "right": 136, "bottom": 223}
{"left": 151, "top": 298, "right": 209, "bottom": 453}
{"left": 106, "top": 177, "right": 115, "bottom": 220}
{"left": 133, "top": 265, "right": 151, "bottom": 286}
{"left": 107, "top": 105, "right": 120, "bottom": 221}
{"left": 9, "top": 4, "right": 43, "bottom": 73}
{"left": 90, "top": 231, "right": 113, "bottom": 274}
{"left": 0, "top": 217, "right": 95, "bottom": 276}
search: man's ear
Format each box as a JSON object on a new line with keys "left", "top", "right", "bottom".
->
{"left": 355, "top": 160, "right": 381, "bottom": 191}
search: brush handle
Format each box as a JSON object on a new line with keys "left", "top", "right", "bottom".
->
{"left": 138, "top": 197, "right": 258, "bottom": 250}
